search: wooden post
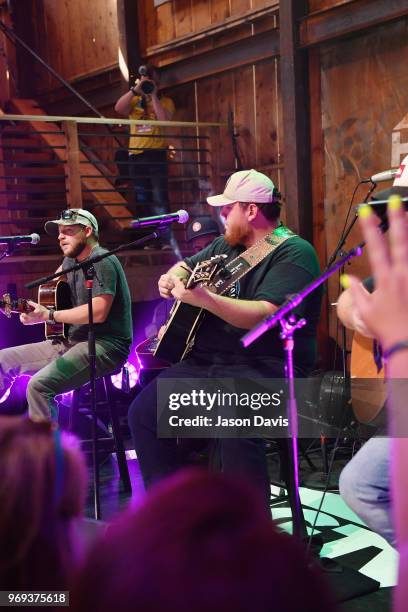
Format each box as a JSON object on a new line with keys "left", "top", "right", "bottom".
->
{"left": 62, "top": 120, "right": 82, "bottom": 209}
{"left": 309, "top": 46, "right": 331, "bottom": 368}
{"left": 0, "top": 127, "right": 12, "bottom": 234}
{"left": 279, "top": 0, "right": 312, "bottom": 241}
{"left": 116, "top": 0, "right": 143, "bottom": 88}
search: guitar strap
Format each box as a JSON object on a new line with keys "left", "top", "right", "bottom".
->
{"left": 209, "top": 224, "right": 297, "bottom": 295}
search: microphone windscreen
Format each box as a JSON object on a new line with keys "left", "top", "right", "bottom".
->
{"left": 177, "top": 210, "right": 189, "bottom": 224}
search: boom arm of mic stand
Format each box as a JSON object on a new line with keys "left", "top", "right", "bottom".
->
{"left": 241, "top": 243, "right": 364, "bottom": 348}
{"left": 25, "top": 230, "right": 161, "bottom": 289}
{"left": 326, "top": 181, "right": 376, "bottom": 269}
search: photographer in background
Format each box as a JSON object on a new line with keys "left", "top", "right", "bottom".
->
{"left": 115, "top": 64, "right": 177, "bottom": 252}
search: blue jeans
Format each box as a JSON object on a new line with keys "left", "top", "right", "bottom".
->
{"left": 339, "top": 437, "right": 394, "bottom": 545}
{"left": 128, "top": 149, "right": 173, "bottom": 246}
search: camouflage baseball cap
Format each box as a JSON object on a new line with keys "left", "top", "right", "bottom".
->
{"left": 45, "top": 209, "right": 99, "bottom": 237}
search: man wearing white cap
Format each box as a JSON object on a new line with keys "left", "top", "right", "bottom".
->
{"left": 128, "top": 169, "right": 322, "bottom": 505}
{"left": 0, "top": 208, "right": 132, "bottom": 422}
{"left": 336, "top": 158, "right": 408, "bottom": 546}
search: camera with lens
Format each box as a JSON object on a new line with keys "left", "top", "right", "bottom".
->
{"left": 138, "top": 65, "right": 155, "bottom": 95}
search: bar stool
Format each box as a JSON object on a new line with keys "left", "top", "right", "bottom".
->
{"left": 68, "top": 369, "right": 132, "bottom": 493}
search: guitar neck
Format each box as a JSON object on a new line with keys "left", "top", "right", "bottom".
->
{"left": 0, "top": 296, "right": 32, "bottom": 316}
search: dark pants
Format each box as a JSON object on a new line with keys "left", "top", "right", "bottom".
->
{"left": 128, "top": 149, "right": 172, "bottom": 244}
{"left": 128, "top": 357, "right": 288, "bottom": 508}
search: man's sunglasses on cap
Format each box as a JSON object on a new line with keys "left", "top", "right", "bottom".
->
{"left": 60, "top": 210, "right": 96, "bottom": 230}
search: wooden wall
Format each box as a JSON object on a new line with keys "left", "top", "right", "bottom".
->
{"left": 168, "top": 58, "right": 283, "bottom": 180}
{"left": 308, "top": 0, "right": 353, "bottom": 12}
{"left": 140, "top": 0, "right": 274, "bottom": 51}
{"left": 134, "top": 0, "right": 283, "bottom": 204}
{"left": 11, "top": 0, "right": 119, "bottom": 97}
{"left": 318, "top": 17, "right": 408, "bottom": 341}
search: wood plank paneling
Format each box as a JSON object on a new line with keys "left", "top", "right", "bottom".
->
{"left": 301, "top": 0, "right": 408, "bottom": 47}
{"left": 319, "top": 18, "right": 408, "bottom": 340}
{"left": 157, "top": 1, "right": 175, "bottom": 44}
{"left": 230, "top": 0, "right": 252, "bottom": 15}
{"left": 174, "top": 0, "right": 193, "bottom": 39}
{"left": 192, "top": 0, "right": 212, "bottom": 31}
{"left": 252, "top": 0, "right": 273, "bottom": 8}
{"left": 26, "top": 0, "right": 120, "bottom": 95}
{"left": 211, "top": 0, "right": 230, "bottom": 24}
{"left": 308, "top": 0, "right": 353, "bottom": 13}
{"left": 255, "top": 59, "right": 279, "bottom": 170}
{"left": 233, "top": 66, "right": 257, "bottom": 169}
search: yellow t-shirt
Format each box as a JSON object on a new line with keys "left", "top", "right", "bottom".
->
{"left": 128, "top": 95, "right": 175, "bottom": 154}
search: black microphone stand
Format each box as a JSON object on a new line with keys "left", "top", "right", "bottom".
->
{"left": 26, "top": 230, "right": 162, "bottom": 520}
{"left": 241, "top": 242, "right": 364, "bottom": 540}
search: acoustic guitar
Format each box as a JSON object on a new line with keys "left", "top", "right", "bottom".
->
{"left": 350, "top": 331, "right": 387, "bottom": 424}
{"left": 153, "top": 255, "right": 227, "bottom": 363}
{"left": 0, "top": 278, "right": 72, "bottom": 339}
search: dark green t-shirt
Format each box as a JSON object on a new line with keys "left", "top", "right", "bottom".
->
{"left": 62, "top": 246, "right": 132, "bottom": 355}
{"left": 184, "top": 232, "right": 322, "bottom": 374}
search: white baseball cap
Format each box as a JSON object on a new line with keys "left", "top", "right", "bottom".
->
{"left": 207, "top": 169, "right": 277, "bottom": 207}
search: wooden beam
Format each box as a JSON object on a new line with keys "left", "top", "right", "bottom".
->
{"left": 300, "top": 0, "right": 408, "bottom": 47}
{"left": 62, "top": 120, "right": 83, "bottom": 209}
{"left": 7, "top": 0, "right": 37, "bottom": 97}
{"left": 309, "top": 46, "right": 331, "bottom": 367}
{"left": 279, "top": 0, "right": 312, "bottom": 240}
{"left": 146, "top": 3, "right": 279, "bottom": 56}
{"left": 116, "top": 0, "right": 143, "bottom": 86}
{"left": 160, "top": 29, "right": 280, "bottom": 89}
{"left": 0, "top": 4, "right": 17, "bottom": 105}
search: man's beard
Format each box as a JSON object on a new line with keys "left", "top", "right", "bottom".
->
{"left": 224, "top": 221, "right": 250, "bottom": 247}
{"left": 64, "top": 239, "right": 88, "bottom": 259}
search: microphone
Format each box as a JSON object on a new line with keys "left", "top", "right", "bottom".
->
{"left": 0, "top": 233, "right": 40, "bottom": 245}
{"left": 370, "top": 169, "right": 398, "bottom": 182}
{"left": 131, "top": 210, "right": 189, "bottom": 228}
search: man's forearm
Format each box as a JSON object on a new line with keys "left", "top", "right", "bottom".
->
{"left": 201, "top": 292, "right": 277, "bottom": 330}
{"left": 114, "top": 90, "right": 133, "bottom": 116}
{"left": 54, "top": 299, "right": 109, "bottom": 325}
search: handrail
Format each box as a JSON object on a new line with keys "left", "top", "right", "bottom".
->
{"left": 0, "top": 114, "right": 227, "bottom": 128}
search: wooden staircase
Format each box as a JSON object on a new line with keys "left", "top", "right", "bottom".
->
{"left": 0, "top": 99, "right": 133, "bottom": 254}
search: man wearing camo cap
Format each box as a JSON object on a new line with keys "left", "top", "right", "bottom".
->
{"left": 0, "top": 208, "right": 132, "bottom": 422}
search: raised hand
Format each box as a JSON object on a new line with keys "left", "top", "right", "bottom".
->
{"left": 342, "top": 196, "right": 408, "bottom": 352}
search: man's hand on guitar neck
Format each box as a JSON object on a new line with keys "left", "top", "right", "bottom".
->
{"left": 158, "top": 262, "right": 191, "bottom": 299}
{"left": 20, "top": 301, "right": 50, "bottom": 325}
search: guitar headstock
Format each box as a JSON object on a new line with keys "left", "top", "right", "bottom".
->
{"left": 0, "top": 294, "right": 32, "bottom": 318}
{"left": 186, "top": 255, "right": 228, "bottom": 289}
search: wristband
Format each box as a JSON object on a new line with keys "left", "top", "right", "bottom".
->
{"left": 48, "top": 307, "right": 56, "bottom": 324}
{"left": 383, "top": 340, "right": 408, "bottom": 361}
